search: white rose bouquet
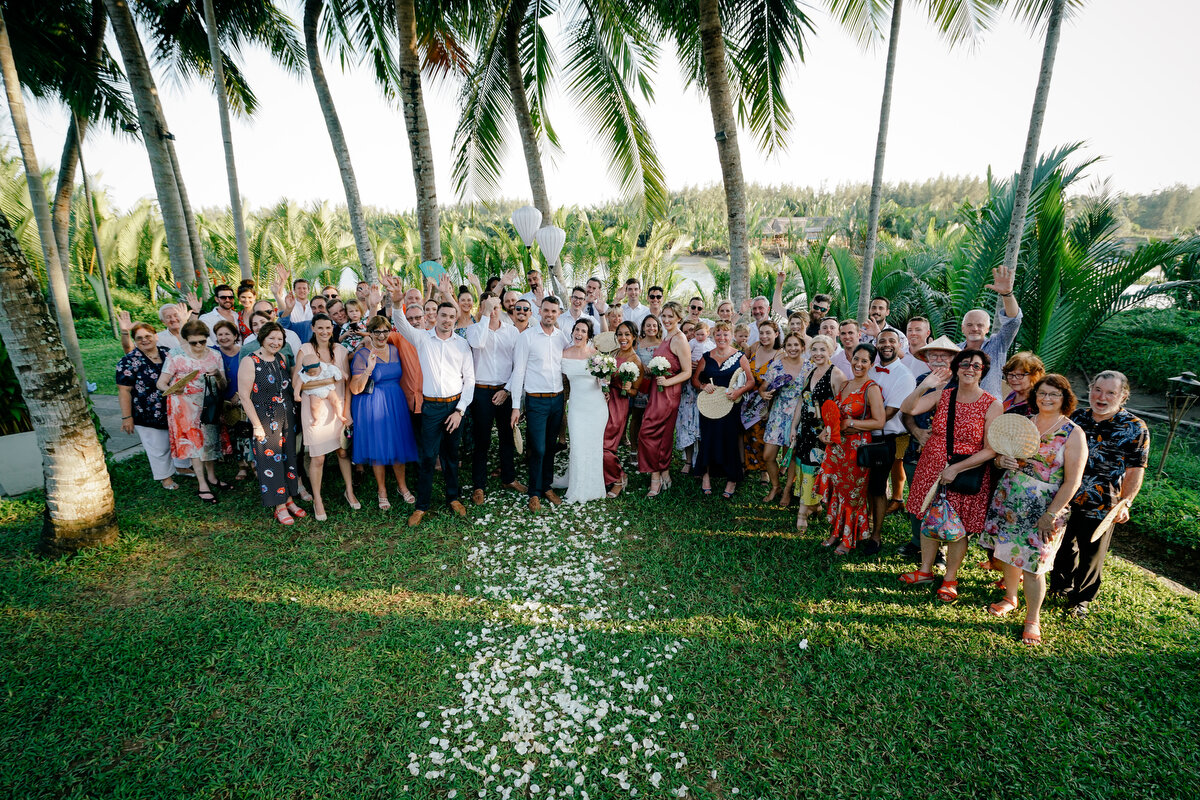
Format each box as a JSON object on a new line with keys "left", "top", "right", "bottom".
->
{"left": 617, "top": 360, "right": 640, "bottom": 396}
{"left": 647, "top": 355, "right": 673, "bottom": 392}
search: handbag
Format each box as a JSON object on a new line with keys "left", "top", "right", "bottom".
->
{"left": 921, "top": 488, "right": 968, "bottom": 542}
{"left": 856, "top": 440, "right": 892, "bottom": 468}
{"left": 945, "top": 388, "right": 986, "bottom": 494}
{"left": 200, "top": 375, "right": 222, "bottom": 426}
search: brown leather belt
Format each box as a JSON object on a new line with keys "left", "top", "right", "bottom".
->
{"left": 527, "top": 391, "right": 562, "bottom": 398}
{"left": 475, "top": 383, "right": 506, "bottom": 390}
{"left": 423, "top": 393, "right": 461, "bottom": 404}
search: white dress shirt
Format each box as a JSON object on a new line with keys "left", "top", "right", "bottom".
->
{"left": 507, "top": 323, "right": 569, "bottom": 400}
{"left": 392, "top": 309, "right": 474, "bottom": 413}
{"left": 901, "top": 352, "right": 931, "bottom": 383}
{"left": 869, "top": 359, "right": 916, "bottom": 436}
{"left": 199, "top": 308, "right": 238, "bottom": 344}
{"left": 289, "top": 299, "right": 314, "bottom": 322}
{"left": 831, "top": 348, "right": 853, "bottom": 378}
{"left": 157, "top": 330, "right": 182, "bottom": 352}
{"left": 558, "top": 308, "right": 600, "bottom": 336}
{"left": 623, "top": 302, "right": 651, "bottom": 329}
{"left": 466, "top": 319, "right": 520, "bottom": 386}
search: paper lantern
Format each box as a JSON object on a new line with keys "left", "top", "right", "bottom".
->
{"left": 535, "top": 225, "right": 566, "bottom": 267}
{"left": 511, "top": 205, "right": 542, "bottom": 246}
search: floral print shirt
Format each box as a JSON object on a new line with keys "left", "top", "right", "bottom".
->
{"left": 1070, "top": 408, "right": 1149, "bottom": 519}
{"left": 114, "top": 346, "right": 171, "bottom": 429}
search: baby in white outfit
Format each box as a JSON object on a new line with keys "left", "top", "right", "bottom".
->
{"left": 298, "top": 355, "right": 346, "bottom": 428}
{"left": 689, "top": 322, "right": 716, "bottom": 363}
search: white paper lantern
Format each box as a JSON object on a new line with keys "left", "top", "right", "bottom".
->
{"left": 535, "top": 225, "right": 566, "bottom": 267}
{"left": 511, "top": 205, "right": 542, "bottom": 246}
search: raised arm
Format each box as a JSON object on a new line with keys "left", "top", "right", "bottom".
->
{"left": 771, "top": 269, "right": 786, "bottom": 318}
{"left": 901, "top": 368, "right": 950, "bottom": 416}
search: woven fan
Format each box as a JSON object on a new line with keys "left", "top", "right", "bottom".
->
{"left": 593, "top": 331, "right": 618, "bottom": 353}
{"left": 697, "top": 382, "right": 735, "bottom": 419}
{"left": 987, "top": 414, "right": 1040, "bottom": 459}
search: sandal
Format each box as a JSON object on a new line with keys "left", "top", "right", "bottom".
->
{"left": 234, "top": 468, "right": 249, "bottom": 482}
{"left": 285, "top": 501, "right": 307, "bottom": 519}
{"left": 936, "top": 580, "right": 959, "bottom": 603}
{"left": 274, "top": 508, "right": 294, "bottom": 526}
{"left": 378, "top": 496, "right": 391, "bottom": 511}
{"left": 822, "top": 535, "right": 839, "bottom": 548}
{"left": 401, "top": 491, "right": 416, "bottom": 504}
{"left": 212, "top": 480, "right": 233, "bottom": 491}
{"left": 162, "top": 481, "right": 179, "bottom": 491}
{"left": 988, "top": 598, "right": 1019, "bottom": 617}
{"left": 1021, "top": 622, "right": 1042, "bottom": 646}
{"left": 344, "top": 491, "right": 361, "bottom": 511}
{"left": 197, "top": 489, "right": 218, "bottom": 505}
{"left": 833, "top": 545, "right": 850, "bottom": 555}
{"left": 899, "top": 570, "right": 936, "bottom": 585}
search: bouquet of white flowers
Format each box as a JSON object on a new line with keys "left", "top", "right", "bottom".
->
{"left": 617, "top": 360, "right": 640, "bottom": 396}
{"left": 587, "top": 352, "right": 617, "bottom": 395}
{"left": 647, "top": 355, "right": 673, "bottom": 392}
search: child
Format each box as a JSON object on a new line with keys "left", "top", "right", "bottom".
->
{"left": 689, "top": 321, "right": 716, "bottom": 362}
{"left": 297, "top": 353, "right": 346, "bottom": 430}
{"left": 339, "top": 300, "right": 367, "bottom": 351}
{"left": 733, "top": 323, "right": 751, "bottom": 351}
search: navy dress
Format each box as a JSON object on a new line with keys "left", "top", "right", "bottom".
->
{"left": 249, "top": 351, "right": 299, "bottom": 507}
{"left": 694, "top": 351, "right": 745, "bottom": 481}
{"left": 350, "top": 345, "right": 418, "bottom": 465}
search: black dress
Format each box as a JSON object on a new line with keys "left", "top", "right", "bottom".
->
{"left": 249, "top": 351, "right": 299, "bottom": 507}
{"left": 694, "top": 351, "right": 745, "bottom": 481}
{"left": 795, "top": 365, "right": 835, "bottom": 468}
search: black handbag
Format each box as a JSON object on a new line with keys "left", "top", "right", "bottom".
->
{"left": 857, "top": 440, "right": 892, "bottom": 468}
{"left": 200, "top": 375, "right": 222, "bottom": 426}
{"left": 945, "top": 388, "right": 986, "bottom": 494}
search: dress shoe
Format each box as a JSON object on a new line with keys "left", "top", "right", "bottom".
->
{"left": 503, "top": 480, "right": 528, "bottom": 493}
{"left": 860, "top": 539, "right": 882, "bottom": 556}
{"left": 528, "top": 496, "right": 542, "bottom": 512}
{"left": 407, "top": 509, "right": 425, "bottom": 527}
{"left": 472, "top": 488, "right": 486, "bottom": 505}
{"left": 449, "top": 500, "right": 468, "bottom": 517}
{"left": 544, "top": 489, "right": 563, "bottom": 506}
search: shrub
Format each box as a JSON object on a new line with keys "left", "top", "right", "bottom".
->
{"left": 1075, "top": 308, "right": 1200, "bottom": 392}
{"left": 74, "top": 318, "right": 112, "bottom": 339}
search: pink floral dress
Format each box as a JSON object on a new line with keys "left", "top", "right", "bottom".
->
{"left": 979, "top": 418, "right": 1076, "bottom": 574}
{"left": 161, "top": 349, "right": 222, "bottom": 460}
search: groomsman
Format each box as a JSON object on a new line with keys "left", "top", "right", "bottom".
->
{"left": 386, "top": 277, "right": 475, "bottom": 527}
{"left": 508, "top": 296, "right": 568, "bottom": 511}
{"left": 466, "top": 295, "right": 526, "bottom": 503}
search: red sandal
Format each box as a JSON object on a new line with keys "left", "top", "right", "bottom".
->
{"left": 899, "top": 570, "right": 936, "bottom": 585}
{"left": 936, "top": 580, "right": 959, "bottom": 603}
{"left": 285, "top": 500, "right": 307, "bottom": 519}
{"left": 274, "top": 508, "right": 295, "bottom": 526}
{"left": 988, "top": 598, "right": 1019, "bottom": 617}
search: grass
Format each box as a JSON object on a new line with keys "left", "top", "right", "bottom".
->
{"left": 2, "top": 452, "right": 1199, "bottom": 799}
{"left": 80, "top": 336, "right": 124, "bottom": 396}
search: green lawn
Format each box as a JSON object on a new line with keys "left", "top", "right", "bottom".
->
{"left": 2, "top": 454, "right": 1199, "bottom": 799}
{"left": 80, "top": 336, "right": 124, "bottom": 395}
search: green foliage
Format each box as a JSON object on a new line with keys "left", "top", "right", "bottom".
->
{"left": 1074, "top": 308, "right": 1200, "bottom": 392}
{"left": 1130, "top": 429, "right": 1200, "bottom": 551}
{"left": 0, "top": 338, "right": 33, "bottom": 435}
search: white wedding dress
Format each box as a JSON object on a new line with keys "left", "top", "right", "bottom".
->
{"left": 562, "top": 356, "right": 609, "bottom": 503}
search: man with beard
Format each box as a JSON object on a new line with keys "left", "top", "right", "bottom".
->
{"left": 805, "top": 293, "right": 833, "bottom": 337}
{"left": 860, "top": 296, "right": 907, "bottom": 357}
{"left": 861, "top": 329, "right": 916, "bottom": 555}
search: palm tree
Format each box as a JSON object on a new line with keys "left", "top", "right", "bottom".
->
{"left": 832, "top": 0, "right": 1001, "bottom": 325}
{"left": 656, "top": 0, "right": 813, "bottom": 306}
{"left": 395, "top": 0, "right": 441, "bottom": 263}
{"left": 0, "top": 211, "right": 119, "bottom": 555}
{"left": 0, "top": 6, "right": 88, "bottom": 381}
{"left": 1000, "top": 0, "right": 1070, "bottom": 277}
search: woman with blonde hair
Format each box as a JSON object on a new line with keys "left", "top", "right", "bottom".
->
{"left": 788, "top": 334, "right": 846, "bottom": 530}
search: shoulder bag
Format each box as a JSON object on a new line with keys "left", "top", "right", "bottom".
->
{"left": 945, "top": 388, "right": 986, "bottom": 494}
{"left": 200, "top": 374, "right": 222, "bottom": 426}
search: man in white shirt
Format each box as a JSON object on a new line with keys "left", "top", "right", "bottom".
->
{"left": 519, "top": 269, "right": 547, "bottom": 313}
{"left": 466, "top": 296, "right": 526, "bottom": 504}
{"left": 584, "top": 277, "right": 609, "bottom": 327}
{"left": 388, "top": 277, "right": 475, "bottom": 527}
{"left": 685, "top": 296, "right": 715, "bottom": 330}
{"left": 288, "top": 277, "right": 314, "bottom": 322}
{"left": 900, "top": 316, "right": 933, "bottom": 381}
{"left": 558, "top": 286, "right": 600, "bottom": 336}
{"left": 621, "top": 278, "right": 650, "bottom": 329}
{"left": 499, "top": 289, "right": 521, "bottom": 325}
{"left": 508, "top": 296, "right": 569, "bottom": 510}
{"left": 863, "top": 329, "right": 916, "bottom": 555}
{"left": 645, "top": 285, "right": 665, "bottom": 322}
{"left": 199, "top": 284, "right": 239, "bottom": 344}
{"left": 831, "top": 320, "right": 858, "bottom": 377}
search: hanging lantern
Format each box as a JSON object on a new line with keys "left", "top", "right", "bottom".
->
{"left": 511, "top": 205, "right": 542, "bottom": 246}
{"left": 535, "top": 225, "right": 566, "bottom": 268}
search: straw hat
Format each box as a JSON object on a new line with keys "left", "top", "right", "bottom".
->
{"left": 915, "top": 335, "right": 961, "bottom": 361}
{"left": 697, "top": 383, "right": 735, "bottom": 419}
{"left": 987, "top": 413, "right": 1041, "bottom": 459}
{"left": 593, "top": 330, "right": 618, "bottom": 353}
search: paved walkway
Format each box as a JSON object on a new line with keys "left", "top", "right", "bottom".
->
{"left": 91, "top": 394, "right": 145, "bottom": 462}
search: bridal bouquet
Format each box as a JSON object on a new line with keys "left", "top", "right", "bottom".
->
{"left": 587, "top": 352, "right": 617, "bottom": 395}
{"left": 647, "top": 355, "right": 673, "bottom": 392}
{"left": 617, "top": 361, "right": 640, "bottom": 395}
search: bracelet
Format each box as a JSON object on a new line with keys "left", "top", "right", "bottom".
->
{"left": 122, "top": 415, "right": 132, "bottom": 420}
{"left": 998, "top": 291, "right": 1013, "bottom": 297}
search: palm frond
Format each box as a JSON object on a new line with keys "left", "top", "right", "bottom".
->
{"left": 451, "top": 9, "right": 514, "bottom": 202}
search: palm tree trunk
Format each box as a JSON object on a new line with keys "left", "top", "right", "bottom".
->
{"left": 76, "top": 118, "right": 118, "bottom": 337}
{"left": 51, "top": 118, "right": 80, "bottom": 290}
{"left": 0, "top": 6, "right": 87, "bottom": 383}
{"left": 202, "top": 0, "right": 251, "bottom": 281}
{"left": 304, "top": 0, "right": 377, "bottom": 283}
{"left": 0, "top": 211, "right": 119, "bottom": 554}
{"left": 1002, "top": 0, "right": 1065, "bottom": 274}
{"left": 165, "top": 136, "right": 211, "bottom": 297}
{"left": 698, "top": 0, "right": 748, "bottom": 306}
{"left": 856, "top": 0, "right": 903, "bottom": 326}
{"left": 103, "top": 0, "right": 195, "bottom": 291}
{"left": 394, "top": 0, "right": 441, "bottom": 264}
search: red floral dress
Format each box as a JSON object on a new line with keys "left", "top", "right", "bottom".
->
{"left": 906, "top": 389, "right": 997, "bottom": 534}
{"left": 817, "top": 379, "right": 878, "bottom": 549}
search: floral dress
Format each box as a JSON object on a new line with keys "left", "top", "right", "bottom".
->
{"left": 248, "top": 350, "right": 299, "bottom": 507}
{"left": 161, "top": 348, "right": 222, "bottom": 461}
{"left": 115, "top": 346, "right": 170, "bottom": 430}
{"left": 763, "top": 359, "right": 812, "bottom": 446}
{"left": 741, "top": 347, "right": 774, "bottom": 472}
{"left": 979, "top": 418, "right": 1076, "bottom": 574}
{"left": 817, "top": 379, "right": 878, "bottom": 549}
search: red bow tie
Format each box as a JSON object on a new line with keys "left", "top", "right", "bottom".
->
{"left": 876, "top": 366, "right": 890, "bottom": 374}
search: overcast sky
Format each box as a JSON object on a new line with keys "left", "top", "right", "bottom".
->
{"left": 14, "top": 0, "right": 1200, "bottom": 215}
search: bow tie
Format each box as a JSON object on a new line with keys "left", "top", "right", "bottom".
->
{"left": 876, "top": 367, "right": 890, "bottom": 374}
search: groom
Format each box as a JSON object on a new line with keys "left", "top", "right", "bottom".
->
{"left": 508, "top": 296, "right": 568, "bottom": 511}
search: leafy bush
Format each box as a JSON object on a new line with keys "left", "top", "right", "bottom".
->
{"left": 1075, "top": 308, "right": 1200, "bottom": 392}
{"left": 74, "top": 318, "right": 112, "bottom": 340}
{"left": 0, "top": 337, "right": 32, "bottom": 435}
{"left": 1126, "top": 428, "right": 1200, "bottom": 551}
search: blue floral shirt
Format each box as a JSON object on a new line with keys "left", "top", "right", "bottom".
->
{"left": 1070, "top": 408, "right": 1150, "bottom": 519}
{"left": 114, "top": 346, "right": 171, "bottom": 429}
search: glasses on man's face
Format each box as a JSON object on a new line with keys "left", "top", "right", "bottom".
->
{"left": 649, "top": 294, "right": 663, "bottom": 301}
{"left": 811, "top": 305, "right": 829, "bottom": 313}
{"left": 515, "top": 306, "right": 531, "bottom": 313}
{"left": 958, "top": 363, "right": 984, "bottom": 373}
{"left": 217, "top": 294, "right": 234, "bottom": 301}
{"left": 572, "top": 295, "right": 586, "bottom": 302}
{"left": 689, "top": 305, "right": 703, "bottom": 311}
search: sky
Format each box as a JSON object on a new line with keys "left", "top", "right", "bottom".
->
{"left": 14, "top": 0, "right": 1200, "bottom": 215}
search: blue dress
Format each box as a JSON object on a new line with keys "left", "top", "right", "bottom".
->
{"left": 350, "top": 345, "right": 418, "bottom": 465}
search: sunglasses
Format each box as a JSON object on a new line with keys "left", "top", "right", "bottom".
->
{"left": 811, "top": 305, "right": 829, "bottom": 313}
{"left": 649, "top": 294, "right": 663, "bottom": 300}
{"left": 186, "top": 338, "right": 207, "bottom": 346}
{"left": 216, "top": 294, "right": 235, "bottom": 300}
{"left": 689, "top": 305, "right": 703, "bottom": 311}
{"left": 515, "top": 306, "right": 531, "bottom": 312}
{"left": 958, "top": 363, "right": 984, "bottom": 373}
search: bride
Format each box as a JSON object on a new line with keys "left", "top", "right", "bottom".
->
{"left": 561, "top": 319, "right": 609, "bottom": 503}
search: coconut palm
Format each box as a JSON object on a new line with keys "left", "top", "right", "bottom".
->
{"left": 395, "top": 0, "right": 442, "bottom": 263}
{"left": 654, "top": 0, "right": 814, "bottom": 307}
{"left": 0, "top": 211, "right": 119, "bottom": 555}
{"left": 830, "top": 0, "right": 1001, "bottom": 326}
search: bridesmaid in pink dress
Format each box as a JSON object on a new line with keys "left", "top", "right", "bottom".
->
{"left": 605, "top": 322, "right": 643, "bottom": 497}
{"left": 637, "top": 302, "right": 693, "bottom": 497}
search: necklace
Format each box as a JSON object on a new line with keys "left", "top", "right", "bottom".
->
{"left": 1035, "top": 414, "right": 1064, "bottom": 437}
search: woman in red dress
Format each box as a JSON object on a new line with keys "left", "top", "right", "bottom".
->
{"left": 637, "top": 302, "right": 693, "bottom": 497}
{"left": 816, "top": 343, "right": 885, "bottom": 553}
{"left": 605, "top": 322, "right": 643, "bottom": 497}
{"left": 899, "top": 349, "right": 1003, "bottom": 602}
